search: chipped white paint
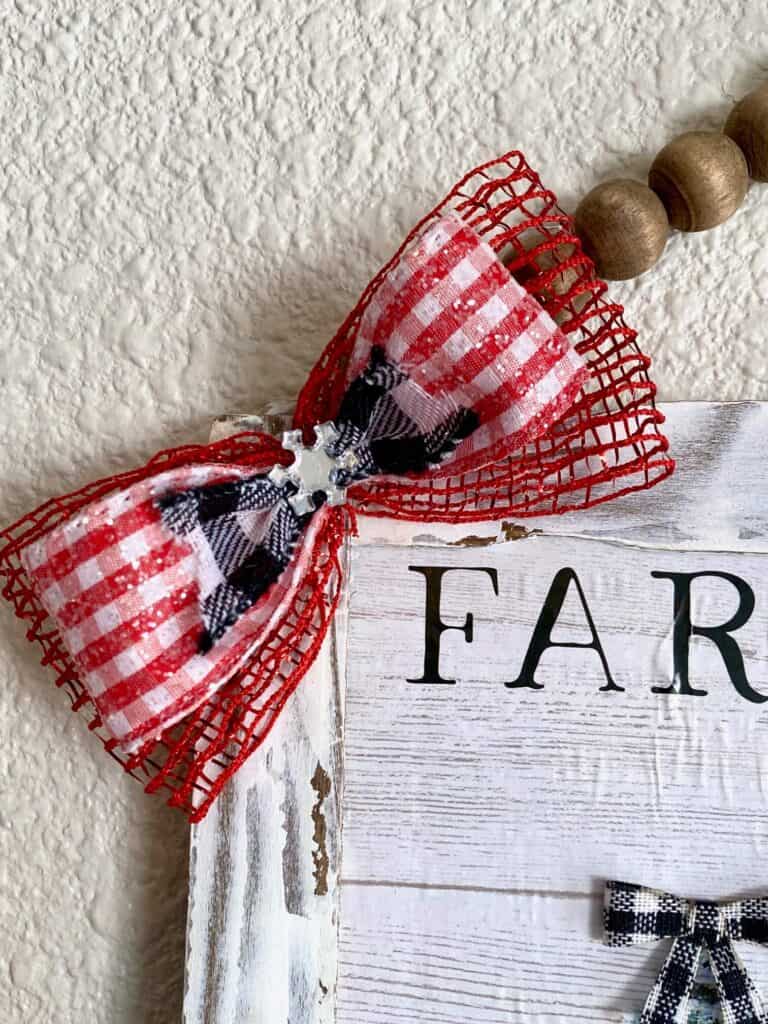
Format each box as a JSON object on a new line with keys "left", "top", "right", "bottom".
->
{"left": 336, "top": 401, "right": 768, "bottom": 1022}
{"left": 183, "top": 620, "right": 346, "bottom": 1024}
{"left": 189, "top": 401, "right": 768, "bottom": 1024}
{"left": 4, "top": 3, "right": 768, "bottom": 1022}
{"left": 184, "top": 413, "right": 347, "bottom": 1024}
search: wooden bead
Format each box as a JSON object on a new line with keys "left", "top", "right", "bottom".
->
{"left": 648, "top": 131, "right": 748, "bottom": 231}
{"left": 573, "top": 179, "right": 668, "bottom": 280}
{"left": 725, "top": 82, "right": 768, "bottom": 181}
{"left": 505, "top": 241, "right": 579, "bottom": 293}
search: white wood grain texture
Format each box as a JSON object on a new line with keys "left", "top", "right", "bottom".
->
{"left": 337, "top": 886, "right": 768, "bottom": 1024}
{"left": 186, "top": 402, "right": 768, "bottom": 1024}
{"left": 354, "top": 401, "right": 768, "bottom": 551}
{"left": 342, "top": 537, "right": 768, "bottom": 894}
{"left": 183, "top": 412, "right": 348, "bottom": 1024}
{"left": 337, "top": 401, "right": 768, "bottom": 1022}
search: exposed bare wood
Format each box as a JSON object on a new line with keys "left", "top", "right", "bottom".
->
{"left": 183, "top": 412, "right": 348, "bottom": 1024}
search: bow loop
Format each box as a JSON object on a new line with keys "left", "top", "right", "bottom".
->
{"left": 604, "top": 880, "right": 688, "bottom": 946}
{"left": 720, "top": 897, "right": 768, "bottom": 945}
{"left": 341, "top": 211, "right": 589, "bottom": 480}
{"left": 687, "top": 898, "right": 733, "bottom": 943}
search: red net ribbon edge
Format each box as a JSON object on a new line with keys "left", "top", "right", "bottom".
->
{"left": 0, "top": 431, "right": 349, "bottom": 821}
{"left": 296, "top": 150, "right": 674, "bottom": 520}
{"left": 0, "top": 151, "right": 673, "bottom": 821}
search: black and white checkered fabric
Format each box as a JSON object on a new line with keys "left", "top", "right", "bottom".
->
{"left": 329, "top": 345, "right": 478, "bottom": 485}
{"left": 605, "top": 880, "right": 768, "bottom": 1024}
{"left": 159, "top": 476, "right": 303, "bottom": 651}
{"left": 159, "top": 346, "right": 478, "bottom": 650}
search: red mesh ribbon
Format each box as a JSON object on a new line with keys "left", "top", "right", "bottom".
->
{"left": 297, "top": 152, "right": 673, "bottom": 519}
{"left": 0, "top": 152, "right": 673, "bottom": 821}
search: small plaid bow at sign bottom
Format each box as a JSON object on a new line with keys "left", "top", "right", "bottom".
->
{"left": 606, "top": 880, "right": 768, "bottom": 1024}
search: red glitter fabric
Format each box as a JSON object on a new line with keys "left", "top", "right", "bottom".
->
{"left": 0, "top": 151, "right": 673, "bottom": 821}
{"left": 296, "top": 151, "right": 673, "bottom": 520}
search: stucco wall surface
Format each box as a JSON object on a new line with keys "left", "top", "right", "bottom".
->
{"left": 1, "top": 2, "right": 768, "bottom": 1022}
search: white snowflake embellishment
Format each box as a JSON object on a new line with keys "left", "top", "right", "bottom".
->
{"left": 268, "top": 422, "right": 359, "bottom": 515}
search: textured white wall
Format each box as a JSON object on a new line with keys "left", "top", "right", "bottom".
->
{"left": 1, "top": 2, "right": 767, "bottom": 1021}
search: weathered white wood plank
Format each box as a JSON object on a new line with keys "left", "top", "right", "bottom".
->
{"left": 186, "top": 402, "right": 768, "bottom": 1024}
{"left": 337, "top": 886, "right": 768, "bottom": 1023}
{"left": 355, "top": 402, "right": 768, "bottom": 551}
{"left": 183, "top": 622, "right": 346, "bottom": 1023}
{"left": 183, "top": 412, "right": 348, "bottom": 1024}
{"left": 342, "top": 536, "right": 768, "bottom": 894}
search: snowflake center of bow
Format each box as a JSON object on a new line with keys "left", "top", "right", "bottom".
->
{"left": 267, "top": 422, "right": 359, "bottom": 515}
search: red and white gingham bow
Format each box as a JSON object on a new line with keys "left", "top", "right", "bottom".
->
{"left": 0, "top": 153, "right": 673, "bottom": 819}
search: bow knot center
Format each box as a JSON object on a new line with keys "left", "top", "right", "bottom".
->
{"left": 687, "top": 899, "right": 727, "bottom": 942}
{"left": 268, "top": 423, "right": 359, "bottom": 515}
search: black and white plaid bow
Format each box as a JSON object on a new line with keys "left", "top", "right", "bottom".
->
{"left": 605, "top": 880, "right": 768, "bottom": 1024}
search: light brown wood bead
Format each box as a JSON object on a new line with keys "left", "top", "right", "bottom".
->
{"left": 725, "top": 82, "right": 768, "bottom": 181}
{"left": 505, "top": 241, "right": 578, "bottom": 290}
{"left": 573, "top": 179, "right": 668, "bottom": 280}
{"left": 503, "top": 241, "right": 586, "bottom": 324}
{"left": 648, "top": 131, "right": 749, "bottom": 231}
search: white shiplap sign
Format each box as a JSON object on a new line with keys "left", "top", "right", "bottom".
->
{"left": 185, "top": 402, "right": 768, "bottom": 1024}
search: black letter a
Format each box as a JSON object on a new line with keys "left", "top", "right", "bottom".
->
{"left": 506, "top": 567, "right": 621, "bottom": 692}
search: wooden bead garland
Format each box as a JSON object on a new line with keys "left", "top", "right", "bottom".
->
{"left": 725, "top": 82, "right": 768, "bottom": 181}
{"left": 648, "top": 131, "right": 749, "bottom": 231}
{"left": 565, "top": 84, "right": 768, "bottom": 282}
{"left": 574, "top": 180, "right": 668, "bottom": 280}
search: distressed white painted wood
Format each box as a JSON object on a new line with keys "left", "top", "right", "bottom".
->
{"left": 183, "top": 412, "right": 348, "bottom": 1024}
{"left": 342, "top": 535, "right": 768, "bottom": 893}
{"left": 186, "top": 402, "right": 768, "bottom": 1024}
{"left": 338, "top": 401, "right": 768, "bottom": 1023}
{"left": 337, "top": 886, "right": 768, "bottom": 1024}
